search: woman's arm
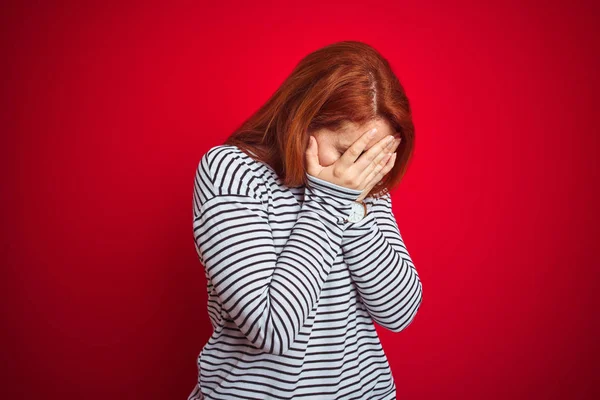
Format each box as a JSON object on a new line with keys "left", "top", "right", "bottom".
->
{"left": 341, "top": 193, "right": 423, "bottom": 332}
{"left": 192, "top": 146, "right": 362, "bottom": 355}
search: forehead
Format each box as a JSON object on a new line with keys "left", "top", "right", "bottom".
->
{"left": 337, "top": 119, "right": 395, "bottom": 148}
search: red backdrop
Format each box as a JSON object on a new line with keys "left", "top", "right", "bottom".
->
{"left": 2, "top": 1, "right": 598, "bottom": 399}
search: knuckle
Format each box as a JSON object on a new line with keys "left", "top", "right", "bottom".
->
{"left": 332, "top": 166, "right": 343, "bottom": 178}
{"left": 344, "top": 177, "right": 358, "bottom": 189}
{"left": 348, "top": 147, "right": 360, "bottom": 157}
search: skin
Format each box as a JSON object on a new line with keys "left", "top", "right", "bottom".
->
{"left": 306, "top": 118, "right": 401, "bottom": 202}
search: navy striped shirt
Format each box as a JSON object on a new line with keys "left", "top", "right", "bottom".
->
{"left": 188, "top": 145, "right": 422, "bottom": 399}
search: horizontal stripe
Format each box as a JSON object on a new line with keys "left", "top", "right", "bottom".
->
{"left": 188, "top": 145, "right": 422, "bottom": 400}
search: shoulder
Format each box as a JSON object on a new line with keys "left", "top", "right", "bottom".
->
{"left": 196, "top": 144, "right": 267, "bottom": 201}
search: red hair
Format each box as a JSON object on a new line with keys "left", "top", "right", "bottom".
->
{"left": 224, "top": 40, "right": 415, "bottom": 198}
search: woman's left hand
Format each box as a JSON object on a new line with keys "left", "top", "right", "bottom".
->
{"left": 356, "top": 135, "right": 401, "bottom": 202}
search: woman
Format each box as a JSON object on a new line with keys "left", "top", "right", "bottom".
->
{"left": 188, "top": 41, "right": 423, "bottom": 400}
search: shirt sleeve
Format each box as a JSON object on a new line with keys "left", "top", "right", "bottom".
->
{"left": 341, "top": 192, "right": 423, "bottom": 332}
{"left": 192, "top": 146, "right": 363, "bottom": 355}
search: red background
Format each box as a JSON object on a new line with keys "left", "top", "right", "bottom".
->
{"left": 2, "top": 1, "right": 598, "bottom": 399}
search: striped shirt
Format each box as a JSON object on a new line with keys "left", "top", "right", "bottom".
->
{"left": 188, "top": 144, "right": 423, "bottom": 400}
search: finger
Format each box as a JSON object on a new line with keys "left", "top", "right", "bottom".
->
{"left": 362, "top": 150, "right": 396, "bottom": 190}
{"left": 305, "top": 135, "right": 321, "bottom": 174}
{"left": 390, "top": 136, "right": 401, "bottom": 153}
{"left": 359, "top": 151, "right": 394, "bottom": 187}
{"left": 352, "top": 134, "right": 395, "bottom": 184}
{"left": 351, "top": 133, "right": 395, "bottom": 177}
{"left": 356, "top": 140, "right": 394, "bottom": 184}
{"left": 365, "top": 135, "right": 400, "bottom": 179}
{"left": 338, "top": 127, "right": 378, "bottom": 167}
{"left": 374, "top": 151, "right": 397, "bottom": 182}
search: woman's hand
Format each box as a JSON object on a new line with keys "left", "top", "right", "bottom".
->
{"left": 305, "top": 127, "right": 401, "bottom": 202}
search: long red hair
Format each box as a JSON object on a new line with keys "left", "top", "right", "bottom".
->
{"left": 223, "top": 40, "right": 415, "bottom": 198}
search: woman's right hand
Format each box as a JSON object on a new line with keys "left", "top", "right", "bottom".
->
{"left": 305, "top": 127, "right": 399, "bottom": 197}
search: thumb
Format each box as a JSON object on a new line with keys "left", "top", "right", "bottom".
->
{"left": 305, "top": 136, "right": 321, "bottom": 171}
